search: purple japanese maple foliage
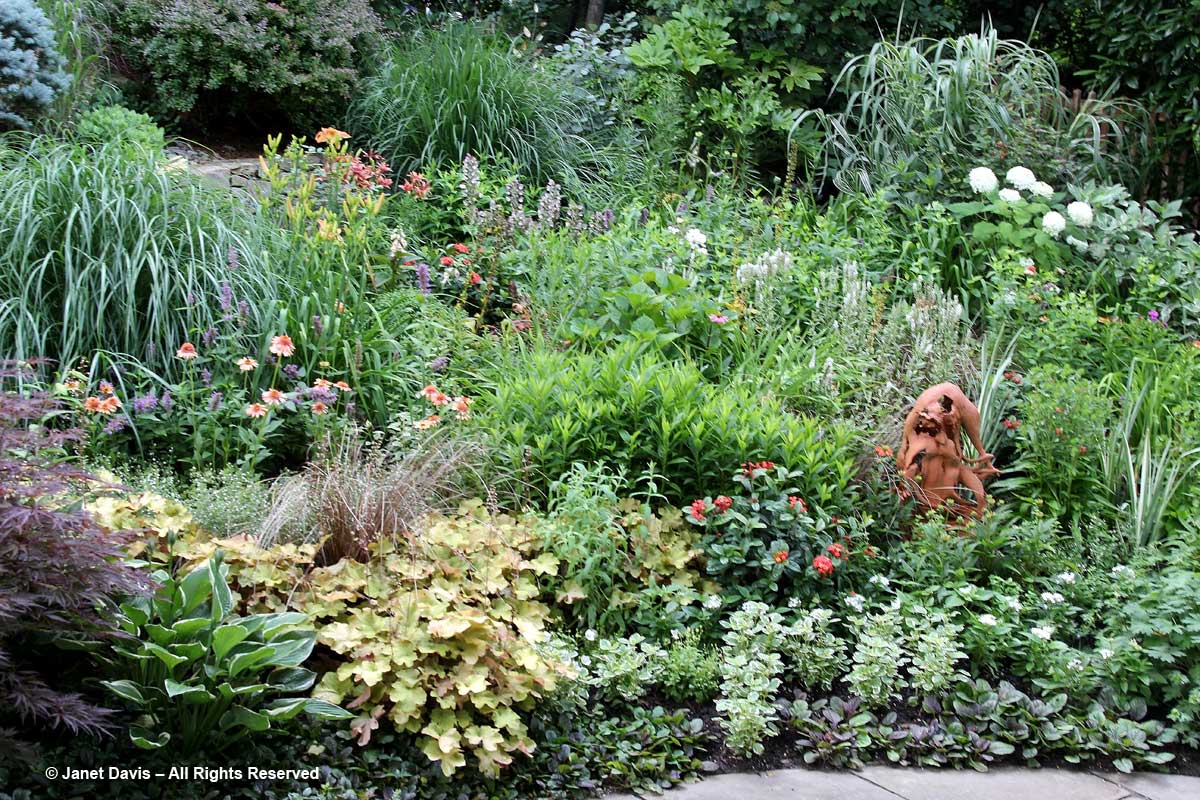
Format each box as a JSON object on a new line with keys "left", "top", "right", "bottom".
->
{"left": 0, "top": 367, "right": 148, "bottom": 757}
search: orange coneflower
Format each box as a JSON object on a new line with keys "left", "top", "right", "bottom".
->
{"left": 237, "top": 357, "right": 258, "bottom": 372}
{"left": 63, "top": 379, "right": 81, "bottom": 392}
{"left": 334, "top": 381, "right": 351, "bottom": 392}
{"left": 270, "top": 335, "right": 295, "bottom": 357}
{"left": 99, "top": 396, "right": 121, "bottom": 414}
{"left": 315, "top": 127, "right": 350, "bottom": 144}
{"left": 451, "top": 396, "right": 471, "bottom": 419}
{"left": 99, "top": 381, "right": 114, "bottom": 395}
{"left": 83, "top": 396, "right": 104, "bottom": 413}
{"left": 245, "top": 403, "right": 268, "bottom": 418}
{"left": 262, "top": 388, "right": 286, "bottom": 405}
{"left": 418, "top": 384, "right": 440, "bottom": 400}
{"left": 414, "top": 414, "right": 441, "bottom": 430}
{"left": 176, "top": 342, "right": 198, "bottom": 360}
{"left": 314, "top": 378, "right": 333, "bottom": 389}
{"left": 311, "top": 402, "right": 329, "bottom": 415}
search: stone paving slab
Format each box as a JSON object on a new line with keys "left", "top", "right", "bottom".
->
{"left": 605, "top": 770, "right": 899, "bottom": 800}
{"left": 1097, "top": 770, "right": 1200, "bottom": 800}
{"left": 605, "top": 767, "right": 1200, "bottom": 799}
{"left": 858, "top": 766, "right": 1132, "bottom": 800}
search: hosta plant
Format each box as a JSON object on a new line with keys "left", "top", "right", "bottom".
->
{"left": 99, "top": 552, "right": 349, "bottom": 753}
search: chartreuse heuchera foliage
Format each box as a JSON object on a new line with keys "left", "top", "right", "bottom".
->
{"left": 6, "top": 3, "right": 1200, "bottom": 798}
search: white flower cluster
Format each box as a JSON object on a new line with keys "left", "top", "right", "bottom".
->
{"left": 735, "top": 248, "right": 793, "bottom": 286}
{"left": 1041, "top": 591, "right": 1066, "bottom": 605}
{"left": 1031, "top": 625, "right": 1055, "bottom": 641}
{"left": 978, "top": 613, "right": 998, "bottom": 627}
{"left": 1056, "top": 572, "right": 1077, "bottom": 585}
{"left": 966, "top": 163, "right": 1099, "bottom": 244}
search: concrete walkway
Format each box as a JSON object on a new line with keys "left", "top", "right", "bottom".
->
{"left": 606, "top": 767, "right": 1200, "bottom": 800}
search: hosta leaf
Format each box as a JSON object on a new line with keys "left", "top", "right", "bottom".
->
{"left": 221, "top": 705, "right": 270, "bottom": 733}
{"left": 129, "top": 727, "right": 169, "bottom": 750}
{"left": 164, "top": 679, "right": 214, "bottom": 703}
{"left": 212, "top": 624, "right": 251, "bottom": 661}
{"left": 102, "top": 679, "right": 145, "bottom": 705}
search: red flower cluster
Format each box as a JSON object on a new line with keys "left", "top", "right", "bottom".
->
{"left": 689, "top": 499, "right": 708, "bottom": 521}
{"left": 788, "top": 496, "right": 807, "bottom": 513}
{"left": 826, "top": 543, "right": 845, "bottom": 559}
{"left": 812, "top": 555, "right": 834, "bottom": 577}
{"left": 1003, "top": 371, "right": 1023, "bottom": 385}
{"left": 1002, "top": 418, "right": 1021, "bottom": 430}
{"left": 773, "top": 549, "right": 790, "bottom": 564}
{"left": 452, "top": 243, "right": 470, "bottom": 254}
{"left": 713, "top": 495, "right": 733, "bottom": 512}
{"left": 400, "top": 171, "right": 431, "bottom": 198}
{"left": 741, "top": 460, "right": 776, "bottom": 477}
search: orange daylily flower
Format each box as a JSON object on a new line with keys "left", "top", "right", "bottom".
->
{"left": 315, "top": 127, "right": 350, "bottom": 144}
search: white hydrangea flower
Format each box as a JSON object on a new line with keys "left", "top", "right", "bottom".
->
{"left": 1007, "top": 597, "right": 1023, "bottom": 612}
{"left": 1029, "top": 181, "right": 1054, "bottom": 198}
{"left": 998, "top": 188, "right": 1022, "bottom": 203}
{"left": 704, "top": 594, "right": 722, "bottom": 610}
{"left": 1031, "top": 625, "right": 1055, "bottom": 641}
{"left": 1006, "top": 166, "right": 1037, "bottom": 189}
{"left": 845, "top": 594, "right": 865, "bottom": 612}
{"left": 978, "top": 613, "right": 998, "bottom": 627}
{"left": 1042, "top": 210, "right": 1067, "bottom": 237}
{"left": 684, "top": 227, "right": 707, "bottom": 252}
{"left": 1041, "top": 591, "right": 1065, "bottom": 604}
{"left": 968, "top": 166, "right": 999, "bottom": 194}
{"left": 1066, "top": 201, "right": 1094, "bottom": 227}
{"left": 788, "top": 597, "right": 802, "bottom": 608}
{"left": 1056, "top": 572, "right": 1076, "bottom": 585}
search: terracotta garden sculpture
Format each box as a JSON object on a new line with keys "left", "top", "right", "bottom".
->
{"left": 896, "top": 382, "right": 999, "bottom": 519}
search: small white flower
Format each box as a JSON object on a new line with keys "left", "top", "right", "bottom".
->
{"left": 704, "top": 594, "right": 722, "bottom": 610}
{"left": 1006, "top": 166, "right": 1037, "bottom": 190}
{"left": 968, "top": 167, "right": 999, "bottom": 194}
{"left": 684, "top": 228, "right": 707, "bottom": 252}
{"left": 1099, "top": 648, "right": 1114, "bottom": 660}
{"left": 1029, "top": 181, "right": 1054, "bottom": 198}
{"left": 1066, "top": 201, "right": 1094, "bottom": 227}
{"left": 666, "top": 225, "right": 680, "bottom": 234}
{"left": 845, "top": 594, "right": 865, "bottom": 613}
{"left": 788, "top": 597, "right": 802, "bottom": 608}
{"left": 978, "top": 613, "right": 998, "bottom": 627}
{"left": 1056, "top": 572, "right": 1077, "bottom": 585}
{"left": 869, "top": 575, "right": 890, "bottom": 587}
{"left": 584, "top": 629, "right": 597, "bottom": 642}
{"left": 1041, "top": 591, "right": 1065, "bottom": 605}
{"left": 998, "top": 188, "right": 1022, "bottom": 203}
{"left": 1031, "top": 625, "right": 1055, "bottom": 641}
{"left": 1068, "top": 658, "right": 1083, "bottom": 670}
{"left": 1006, "top": 597, "right": 1023, "bottom": 612}
{"left": 1042, "top": 211, "right": 1066, "bottom": 237}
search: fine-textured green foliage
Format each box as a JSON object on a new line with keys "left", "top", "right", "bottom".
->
{"left": 75, "top": 104, "right": 165, "bottom": 154}
{"left": 0, "top": 137, "right": 283, "bottom": 378}
{"left": 480, "top": 343, "right": 861, "bottom": 504}
{"left": 0, "top": 0, "right": 71, "bottom": 129}
{"left": 104, "top": 0, "right": 380, "bottom": 128}
{"left": 347, "top": 21, "right": 603, "bottom": 186}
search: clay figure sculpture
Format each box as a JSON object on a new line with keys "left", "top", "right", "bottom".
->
{"left": 896, "top": 382, "right": 999, "bottom": 518}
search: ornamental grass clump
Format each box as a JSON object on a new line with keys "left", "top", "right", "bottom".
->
{"left": 347, "top": 21, "right": 602, "bottom": 188}
{"left": 0, "top": 138, "right": 284, "bottom": 378}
